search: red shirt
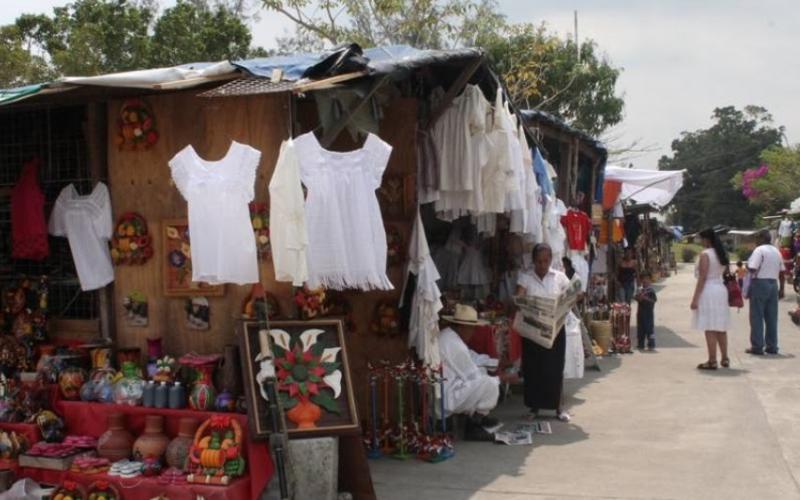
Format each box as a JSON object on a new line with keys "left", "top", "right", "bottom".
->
{"left": 561, "top": 209, "right": 593, "bottom": 251}
{"left": 11, "top": 158, "right": 49, "bottom": 260}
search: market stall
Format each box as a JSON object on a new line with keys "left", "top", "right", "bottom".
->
{"left": 0, "top": 43, "right": 616, "bottom": 499}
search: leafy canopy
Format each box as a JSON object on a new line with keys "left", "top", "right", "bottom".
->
{"left": 1, "top": 0, "right": 266, "bottom": 83}
{"left": 263, "top": 0, "right": 624, "bottom": 135}
{"left": 660, "top": 106, "right": 784, "bottom": 232}
{"left": 732, "top": 145, "right": 800, "bottom": 217}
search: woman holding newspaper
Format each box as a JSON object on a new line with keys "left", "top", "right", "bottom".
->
{"left": 516, "top": 243, "right": 572, "bottom": 422}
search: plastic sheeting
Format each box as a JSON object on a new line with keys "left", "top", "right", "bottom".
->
{"left": 234, "top": 45, "right": 482, "bottom": 81}
{"left": 604, "top": 166, "right": 685, "bottom": 208}
{"left": 59, "top": 61, "right": 236, "bottom": 89}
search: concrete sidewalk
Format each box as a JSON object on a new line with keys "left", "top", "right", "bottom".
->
{"left": 369, "top": 264, "right": 800, "bottom": 499}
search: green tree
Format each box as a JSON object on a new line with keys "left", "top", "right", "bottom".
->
{"left": 150, "top": 0, "right": 258, "bottom": 67}
{"left": 732, "top": 145, "right": 800, "bottom": 216}
{"left": 660, "top": 106, "right": 784, "bottom": 232}
{"left": 0, "top": 0, "right": 267, "bottom": 84}
{"left": 481, "top": 22, "right": 624, "bottom": 136}
{"left": 0, "top": 25, "right": 55, "bottom": 87}
{"left": 262, "top": 0, "right": 624, "bottom": 135}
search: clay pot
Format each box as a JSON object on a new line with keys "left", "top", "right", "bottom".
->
{"left": 133, "top": 415, "right": 169, "bottom": 462}
{"left": 287, "top": 398, "right": 322, "bottom": 429}
{"left": 97, "top": 413, "right": 134, "bottom": 461}
{"left": 165, "top": 417, "right": 199, "bottom": 470}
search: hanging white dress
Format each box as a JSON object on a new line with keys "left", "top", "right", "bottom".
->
{"left": 401, "top": 213, "right": 443, "bottom": 367}
{"left": 269, "top": 139, "right": 309, "bottom": 286}
{"left": 431, "top": 84, "right": 492, "bottom": 220}
{"left": 48, "top": 183, "right": 114, "bottom": 291}
{"left": 294, "top": 131, "right": 394, "bottom": 291}
{"left": 169, "top": 141, "right": 261, "bottom": 285}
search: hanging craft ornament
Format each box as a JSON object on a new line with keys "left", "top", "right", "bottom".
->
{"left": 116, "top": 98, "right": 159, "bottom": 151}
{"left": 249, "top": 202, "right": 271, "bottom": 259}
{"left": 111, "top": 212, "right": 153, "bottom": 265}
{"left": 385, "top": 225, "right": 404, "bottom": 266}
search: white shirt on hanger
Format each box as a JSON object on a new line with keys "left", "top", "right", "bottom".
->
{"left": 169, "top": 141, "right": 261, "bottom": 285}
{"left": 269, "top": 140, "right": 308, "bottom": 286}
{"left": 49, "top": 182, "right": 114, "bottom": 291}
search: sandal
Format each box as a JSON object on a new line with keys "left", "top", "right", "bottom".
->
{"left": 697, "top": 361, "right": 718, "bottom": 370}
{"left": 721, "top": 358, "right": 730, "bottom": 368}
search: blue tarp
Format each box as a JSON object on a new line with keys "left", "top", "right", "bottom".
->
{"left": 233, "top": 45, "right": 481, "bottom": 81}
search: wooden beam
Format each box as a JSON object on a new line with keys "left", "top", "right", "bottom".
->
{"left": 292, "top": 70, "right": 369, "bottom": 93}
{"left": 320, "top": 74, "right": 392, "bottom": 148}
{"left": 423, "top": 56, "right": 484, "bottom": 130}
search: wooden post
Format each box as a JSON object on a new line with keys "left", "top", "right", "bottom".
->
{"left": 85, "top": 102, "right": 114, "bottom": 342}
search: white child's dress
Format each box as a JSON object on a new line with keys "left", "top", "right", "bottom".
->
{"left": 294, "top": 132, "right": 394, "bottom": 291}
{"left": 692, "top": 248, "right": 731, "bottom": 331}
{"left": 169, "top": 141, "right": 261, "bottom": 285}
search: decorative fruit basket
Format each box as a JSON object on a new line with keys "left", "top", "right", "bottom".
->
{"left": 186, "top": 415, "right": 246, "bottom": 485}
{"left": 87, "top": 480, "right": 120, "bottom": 500}
{"left": 111, "top": 212, "right": 154, "bottom": 265}
{"left": 52, "top": 480, "right": 87, "bottom": 500}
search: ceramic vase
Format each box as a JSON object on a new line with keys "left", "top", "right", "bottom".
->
{"left": 146, "top": 337, "right": 162, "bottom": 378}
{"left": 189, "top": 363, "right": 216, "bottom": 411}
{"left": 165, "top": 417, "right": 199, "bottom": 470}
{"left": 97, "top": 413, "right": 134, "bottom": 461}
{"left": 287, "top": 398, "right": 322, "bottom": 429}
{"left": 133, "top": 415, "right": 169, "bottom": 462}
{"left": 113, "top": 361, "right": 145, "bottom": 406}
{"left": 58, "top": 366, "right": 86, "bottom": 400}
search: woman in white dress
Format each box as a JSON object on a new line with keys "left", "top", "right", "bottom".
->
{"left": 691, "top": 228, "right": 731, "bottom": 369}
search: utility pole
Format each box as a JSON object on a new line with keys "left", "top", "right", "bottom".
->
{"left": 574, "top": 10, "right": 580, "bottom": 62}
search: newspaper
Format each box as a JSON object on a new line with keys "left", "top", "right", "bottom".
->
{"left": 493, "top": 422, "right": 553, "bottom": 445}
{"left": 513, "top": 277, "right": 581, "bottom": 348}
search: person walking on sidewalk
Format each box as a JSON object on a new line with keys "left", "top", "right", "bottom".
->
{"left": 691, "top": 228, "right": 731, "bottom": 369}
{"left": 746, "top": 230, "right": 784, "bottom": 355}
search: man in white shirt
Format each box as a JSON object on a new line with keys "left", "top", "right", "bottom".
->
{"left": 747, "top": 230, "right": 785, "bottom": 355}
{"left": 439, "top": 305, "right": 501, "bottom": 441}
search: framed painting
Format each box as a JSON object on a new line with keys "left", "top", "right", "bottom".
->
{"left": 239, "top": 319, "right": 359, "bottom": 439}
{"left": 162, "top": 219, "right": 224, "bottom": 297}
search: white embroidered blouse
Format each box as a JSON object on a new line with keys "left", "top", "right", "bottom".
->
{"left": 169, "top": 141, "right": 261, "bottom": 285}
{"left": 294, "top": 131, "right": 394, "bottom": 291}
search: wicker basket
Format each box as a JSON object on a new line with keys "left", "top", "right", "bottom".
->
{"left": 589, "top": 320, "right": 613, "bottom": 355}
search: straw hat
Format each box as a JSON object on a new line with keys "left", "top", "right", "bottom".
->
{"left": 442, "top": 304, "right": 489, "bottom": 326}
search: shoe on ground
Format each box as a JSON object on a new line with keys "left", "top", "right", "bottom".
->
{"left": 746, "top": 348, "right": 764, "bottom": 355}
{"left": 479, "top": 415, "right": 499, "bottom": 427}
{"left": 556, "top": 410, "right": 572, "bottom": 422}
{"left": 464, "top": 425, "right": 495, "bottom": 441}
{"left": 765, "top": 349, "right": 779, "bottom": 355}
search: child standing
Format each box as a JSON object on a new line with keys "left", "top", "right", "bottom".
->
{"left": 735, "top": 261, "right": 747, "bottom": 289}
{"left": 635, "top": 272, "right": 657, "bottom": 350}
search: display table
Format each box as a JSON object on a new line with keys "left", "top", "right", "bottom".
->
{"left": 16, "top": 401, "right": 273, "bottom": 500}
{"left": 17, "top": 467, "right": 252, "bottom": 499}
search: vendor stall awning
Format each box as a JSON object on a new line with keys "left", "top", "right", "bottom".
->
{"left": 604, "top": 166, "right": 685, "bottom": 209}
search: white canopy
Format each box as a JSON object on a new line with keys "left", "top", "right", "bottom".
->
{"left": 605, "top": 166, "right": 685, "bottom": 208}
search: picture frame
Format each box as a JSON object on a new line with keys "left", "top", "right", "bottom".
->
{"left": 238, "top": 319, "right": 359, "bottom": 439}
{"left": 162, "top": 219, "right": 225, "bottom": 297}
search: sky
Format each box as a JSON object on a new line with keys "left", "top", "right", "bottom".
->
{"left": 3, "top": 0, "right": 800, "bottom": 170}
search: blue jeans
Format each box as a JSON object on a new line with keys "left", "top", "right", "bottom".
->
{"left": 749, "top": 278, "right": 779, "bottom": 353}
{"left": 620, "top": 281, "right": 635, "bottom": 304}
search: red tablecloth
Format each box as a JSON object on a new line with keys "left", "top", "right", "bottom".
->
{"left": 0, "top": 422, "right": 41, "bottom": 446}
{"left": 33, "top": 401, "right": 274, "bottom": 500}
{"left": 16, "top": 468, "right": 251, "bottom": 500}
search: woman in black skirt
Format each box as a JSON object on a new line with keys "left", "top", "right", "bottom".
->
{"left": 516, "top": 243, "right": 572, "bottom": 422}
